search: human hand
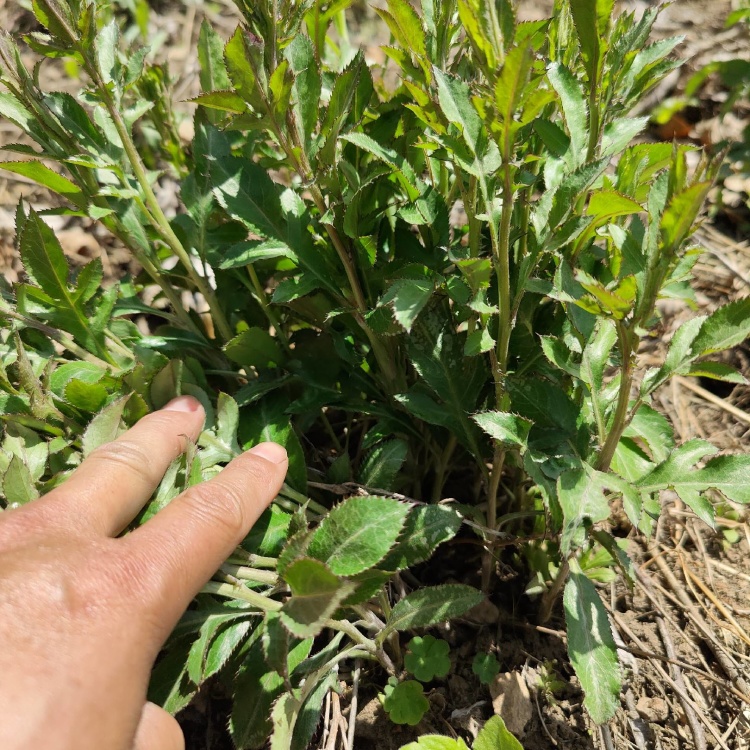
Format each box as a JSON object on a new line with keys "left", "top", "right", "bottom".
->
{"left": 0, "top": 396, "right": 288, "bottom": 750}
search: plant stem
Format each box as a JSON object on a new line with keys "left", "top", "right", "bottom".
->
{"left": 0, "top": 303, "right": 113, "bottom": 368}
{"left": 203, "top": 580, "right": 282, "bottom": 610}
{"left": 431, "top": 434, "right": 457, "bottom": 502}
{"left": 538, "top": 558, "right": 569, "bottom": 624}
{"left": 481, "top": 443, "right": 505, "bottom": 592}
{"left": 83, "top": 59, "right": 232, "bottom": 343}
{"left": 220, "top": 563, "right": 279, "bottom": 585}
{"left": 596, "top": 321, "right": 634, "bottom": 472}
{"left": 246, "top": 264, "right": 290, "bottom": 352}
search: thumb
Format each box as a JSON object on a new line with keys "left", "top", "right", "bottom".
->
{"left": 132, "top": 702, "right": 184, "bottom": 750}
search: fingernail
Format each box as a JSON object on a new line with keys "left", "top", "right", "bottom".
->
{"left": 248, "top": 442, "right": 288, "bottom": 464}
{"left": 163, "top": 396, "right": 202, "bottom": 413}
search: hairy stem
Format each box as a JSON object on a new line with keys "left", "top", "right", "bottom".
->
{"left": 83, "top": 57, "right": 232, "bottom": 342}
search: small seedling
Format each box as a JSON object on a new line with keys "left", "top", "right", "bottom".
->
{"left": 382, "top": 678, "right": 431, "bottom": 726}
{"left": 405, "top": 635, "right": 451, "bottom": 682}
{"left": 472, "top": 652, "right": 501, "bottom": 685}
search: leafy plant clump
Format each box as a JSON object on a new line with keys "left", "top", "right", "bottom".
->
{"left": 1, "top": 0, "right": 750, "bottom": 744}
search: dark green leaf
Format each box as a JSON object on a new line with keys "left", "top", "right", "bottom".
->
{"left": 385, "top": 584, "right": 483, "bottom": 633}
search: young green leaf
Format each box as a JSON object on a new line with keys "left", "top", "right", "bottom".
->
{"left": 404, "top": 635, "right": 451, "bottom": 682}
{"left": 472, "top": 652, "right": 501, "bottom": 685}
{"left": 382, "top": 680, "right": 430, "bottom": 726}
{"left": 473, "top": 715, "right": 524, "bottom": 750}
{"left": 280, "top": 557, "right": 355, "bottom": 638}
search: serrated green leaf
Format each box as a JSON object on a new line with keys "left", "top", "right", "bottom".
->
{"left": 376, "top": 0, "right": 426, "bottom": 58}
{"left": 434, "top": 67, "right": 482, "bottom": 155}
{"left": 472, "top": 411, "right": 532, "bottom": 449}
{"left": 660, "top": 182, "right": 712, "bottom": 251}
{"left": 623, "top": 403, "right": 674, "bottom": 464}
{"left": 230, "top": 637, "right": 312, "bottom": 749}
{"left": 569, "top": 0, "right": 613, "bottom": 84}
{"left": 192, "top": 90, "right": 247, "bottom": 113}
{"left": 689, "top": 299, "right": 750, "bottom": 357}
{"left": 64, "top": 378, "right": 108, "bottom": 412}
{"left": 287, "top": 34, "right": 320, "bottom": 149}
{"left": 262, "top": 611, "right": 289, "bottom": 677}
{"left": 601, "top": 117, "right": 649, "bottom": 158}
{"left": 385, "top": 584, "right": 483, "bottom": 633}
{"left": 279, "top": 557, "right": 355, "bottom": 638}
{"left": 407, "top": 301, "right": 487, "bottom": 451}
{"left": 379, "top": 504, "right": 462, "bottom": 571}
{"left": 686, "top": 361, "right": 747, "bottom": 384}
{"left": 586, "top": 191, "right": 642, "bottom": 221}
{"left": 357, "top": 439, "right": 408, "bottom": 491}
{"left": 242, "top": 505, "right": 292, "bottom": 557}
{"left": 547, "top": 62, "right": 588, "bottom": 163}
{"left": 379, "top": 278, "right": 434, "bottom": 332}
{"left": 0, "top": 161, "right": 84, "bottom": 207}
{"left": 211, "top": 156, "right": 284, "bottom": 239}
{"left": 638, "top": 442, "right": 750, "bottom": 508}
{"left": 308, "top": 495, "right": 409, "bottom": 576}
{"left": 198, "top": 19, "right": 230, "bottom": 93}
{"left": 564, "top": 566, "right": 621, "bottom": 724}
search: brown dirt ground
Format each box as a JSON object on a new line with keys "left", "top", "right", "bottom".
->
{"left": 1, "top": 1, "right": 749, "bottom": 749}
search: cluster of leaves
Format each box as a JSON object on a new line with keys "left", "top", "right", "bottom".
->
{"left": 2, "top": 0, "right": 750, "bottom": 742}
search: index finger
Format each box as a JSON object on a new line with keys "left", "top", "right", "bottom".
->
{"left": 122, "top": 442, "right": 288, "bottom": 632}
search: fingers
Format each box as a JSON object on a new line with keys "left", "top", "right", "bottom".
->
{"left": 132, "top": 702, "right": 184, "bottom": 750}
{"left": 124, "top": 442, "right": 287, "bottom": 631}
{"left": 43, "top": 397, "right": 205, "bottom": 537}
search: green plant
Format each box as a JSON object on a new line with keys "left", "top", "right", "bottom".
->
{"left": 399, "top": 715, "right": 523, "bottom": 750}
{"left": 2, "top": 0, "right": 750, "bottom": 742}
{"left": 382, "top": 677, "right": 431, "bottom": 726}
{"left": 472, "top": 652, "right": 500, "bottom": 684}
{"left": 405, "top": 634, "right": 452, "bottom": 681}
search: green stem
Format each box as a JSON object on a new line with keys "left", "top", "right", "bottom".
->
{"left": 203, "top": 580, "right": 282, "bottom": 610}
{"left": 220, "top": 563, "right": 279, "bottom": 585}
{"left": 596, "top": 321, "right": 634, "bottom": 472}
{"left": 246, "top": 264, "right": 291, "bottom": 352}
{"left": 431, "top": 434, "right": 457, "bottom": 503}
{"left": 84, "top": 58, "right": 232, "bottom": 342}
{"left": 538, "top": 558, "right": 570, "bottom": 624}
{"left": 0, "top": 303, "right": 113, "bottom": 368}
